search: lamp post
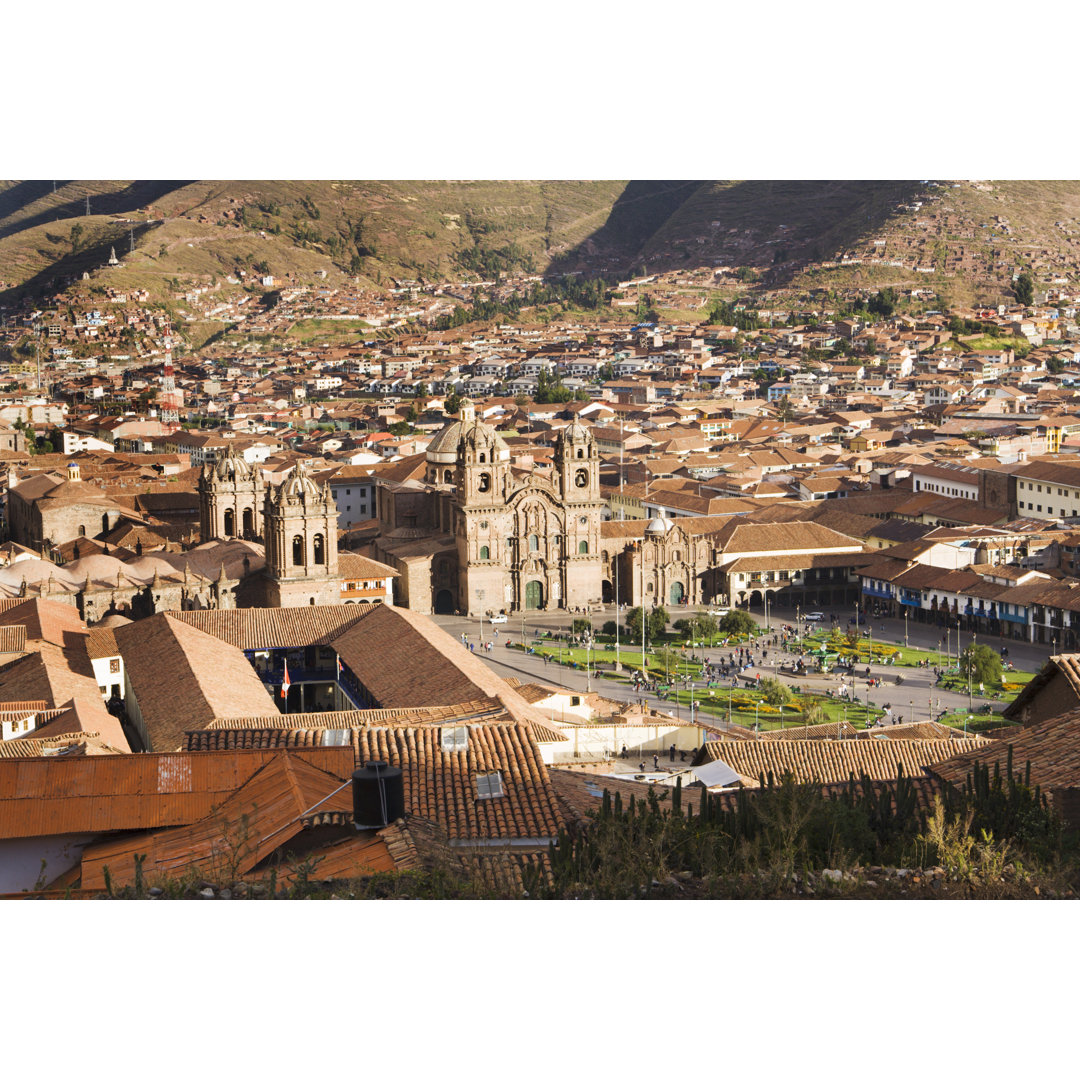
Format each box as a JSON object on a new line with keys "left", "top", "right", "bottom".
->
{"left": 614, "top": 554, "right": 620, "bottom": 671}
{"left": 909, "top": 699, "right": 913, "bottom": 725}
{"left": 904, "top": 608, "right": 909, "bottom": 648}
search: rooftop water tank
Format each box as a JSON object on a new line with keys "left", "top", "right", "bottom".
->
{"left": 351, "top": 761, "right": 405, "bottom": 828}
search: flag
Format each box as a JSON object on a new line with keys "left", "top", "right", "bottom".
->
{"left": 281, "top": 658, "right": 291, "bottom": 699}
{"left": 336, "top": 653, "right": 343, "bottom": 678}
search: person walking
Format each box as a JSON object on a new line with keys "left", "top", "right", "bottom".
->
{"left": 653, "top": 753, "right": 660, "bottom": 771}
{"left": 669, "top": 743, "right": 676, "bottom": 763}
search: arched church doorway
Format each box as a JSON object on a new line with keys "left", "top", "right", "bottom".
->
{"left": 525, "top": 580, "right": 544, "bottom": 610}
{"left": 434, "top": 589, "right": 455, "bottom": 614}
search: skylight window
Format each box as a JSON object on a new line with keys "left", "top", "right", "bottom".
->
{"left": 441, "top": 727, "right": 469, "bottom": 751}
{"left": 476, "top": 771, "right": 504, "bottom": 799}
{"left": 322, "top": 728, "right": 350, "bottom": 747}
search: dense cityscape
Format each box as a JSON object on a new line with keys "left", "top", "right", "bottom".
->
{"left": 2, "top": 179, "right": 1079, "bottom": 900}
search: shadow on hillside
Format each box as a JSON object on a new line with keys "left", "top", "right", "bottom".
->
{"left": 546, "top": 181, "right": 709, "bottom": 278}
{"left": 0, "top": 223, "right": 159, "bottom": 309}
{"left": 546, "top": 179, "right": 928, "bottom": 285}
{"left": 0, "top": 180, "right": 192, "bottom": 242}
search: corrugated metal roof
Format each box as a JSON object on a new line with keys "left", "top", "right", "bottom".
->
{"left": 0, "top": 747, "right": 355, "bottom": 839}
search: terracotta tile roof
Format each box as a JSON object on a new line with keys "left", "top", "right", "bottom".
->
{"left": 338, "top": 552, "right": 399, "bottom": 579}
{"left": 167, "top": 605, "right": 376, "bottom": 651}
{"left": 247, "top": 830, "right": 400, "bottom": 884}
{"left": 928, "top": 708, "right": 1080, "bottom": 792}
{"left": 346, "top": 722, "right": 562, "bottom": 841}
{"left": 201, "top": 700, "right": 504, "bottom": 731}
{"left": 85, "top": 626, "right": 119, "bottom": 660}
{"left": 0, "top": 729, "right": 123, "bottom": 759}
{"left": 0, "top": 746, "right": 355, "bottom": 839}
{"left": 0, "top": 597, "right": 88, "bottom": 650}
{"left": 691, "top": 737, "right": 988, "bottom": 786}
{"left": 113, "top": 615, "right": 278, "bottom": 751}
{"left": 756, "top": 722, "right": 862, "bottom": 741}
{"left": 330, "top": 605, "right": 551, "bottom": 726}
{"left": 0, "top": 625, "right": 27, "bottom": 653}
{"left": 0, "top": 644, "right": 117, "bottom": 731}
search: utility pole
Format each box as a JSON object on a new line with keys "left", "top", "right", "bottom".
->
{"left": 85, "top": 194, "right": 91, "bottom": 216}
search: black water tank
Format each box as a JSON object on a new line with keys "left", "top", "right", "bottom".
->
{"left": 351, "top": 761, "right": 405, "bottom": 827}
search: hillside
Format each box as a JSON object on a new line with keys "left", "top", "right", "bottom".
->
{"left": 3, "top": 180, "right": 1080, "bottom": 315}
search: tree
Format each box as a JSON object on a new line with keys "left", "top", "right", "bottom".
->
{"left": 719, "top": 610, "right": 756, "bottom": 637}
{"left": 514, "top": 393, "right": 529, "bottom": 408}
{"left": 625, "top": 605, "right": 669, "bottom": 646}
{"left": 776, "top": 394, "right": 795, "bottom": 422}
{"left": 413, "top": 381, "right": 428, "bottom": 397}
{"left": 1015, "top": 273, "right": 1034, "bottom": 306}
{"left": 674, "top": 614, "right": 718, "bottom": 643}
{"left": 960, "top": 643, "right": 1003, "bottom": 687}
{"left": 70, "top": 223, "right": 84, "bottom": 252}
{"left": 445, "top": 392, "right": 463, "bottom": 417}
{"left": 571, "top": 618, "right": 592, "bottom": 638}
{"left": 1046, "top": 356, "right": 1067, "bottom": 375}
{"left": 758, "top": 677, "right": 793, "bottom": 707}
{"left": 601, "top": 620, "right": 618, "bottom": 638}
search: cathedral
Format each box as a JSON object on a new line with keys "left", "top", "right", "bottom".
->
{"left": 373, "top": 402, "right": 604, "bottom": 616}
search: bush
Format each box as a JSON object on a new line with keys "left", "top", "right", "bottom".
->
{"left": 601, "top": 621, "right": 618, "bottom": 637}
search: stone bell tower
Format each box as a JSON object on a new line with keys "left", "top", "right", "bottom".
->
{"left": 553, "top": 418, "right": 602, "bottom": 609}
{"left": 198, "top": 442, "right": 265, "bottom": 542}
{"left": 261, "top": 465, "right": 342, "bottom": 607}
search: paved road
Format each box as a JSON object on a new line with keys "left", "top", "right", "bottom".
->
{"left": 431, "top": 602, "right": 1046, "bottom": 730}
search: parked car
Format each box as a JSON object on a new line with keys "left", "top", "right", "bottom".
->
{"left": 805, "top": 612, "right": 825, "bottom": 622}
{"left": 489, "top": 613, "right": 508, "bottom": 624}
{"left": 709, "top": 608, "right": 730, "bottom": 616}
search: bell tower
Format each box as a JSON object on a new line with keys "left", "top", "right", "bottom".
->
{"left": 554, "top": 418, "right": 600, "bottom": 503}
{"left": 198, "top": 442, "right": 265, "bottom": 542}
{"left": 454, "top": 412, "right": 510, "bottom": 510}
{"left": 553, "top": 419, "right": 602, "bottom": 610}
{"left": 261, "top": 465, "right": 342, "bottom": 607}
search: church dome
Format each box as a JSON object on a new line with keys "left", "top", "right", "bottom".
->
{"left": 425, "top": 419, "right": 466, "bottom": 464}
{"left": 646, "top": 515, "right": 674, "bottom": 535}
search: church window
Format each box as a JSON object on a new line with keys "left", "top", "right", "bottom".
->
{"left": 479, "top": 452, "right": 486, "bottom": 463}
{"left": 313, "top": 534, "right": 325, "bottom": 565}
{"left": 444, "top": 469, "right": 452, "bottom": 483}
{"left": 577, "top": 448, "right": 584, "bottom": 459}
{"left": 480, "top": 545, "right": 489, "bottom": 560}
{"left": 224, "top": 509, "right": 235, "bottom": 537}
{"left": 78, "top": 525, "right": 86, "bottom": 537}
{"left": 528, "top": 534, "right": 539, "bottom": 552}
{"left": 292, "top": 535, "right": 305, "bottom": 566}
{"left": 578, "top": 541, "right": 589, "bottom": 554}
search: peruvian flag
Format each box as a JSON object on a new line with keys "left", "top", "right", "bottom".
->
{"left": 280, "top": 659, "right": 291, "bottom": 699}
{"left": 336, "top": 654, "right": 343, "bottom": 679}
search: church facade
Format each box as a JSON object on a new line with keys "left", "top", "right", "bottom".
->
{"left": 374, "top": 404, "right": 604, "bottom": 616}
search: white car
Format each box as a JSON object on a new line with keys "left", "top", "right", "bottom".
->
{"left": 709, "top": 608, "right": 730, "bottom": 616}
{"left": 805, "top": 612, "right": 825, "bottom": 622}
{"left": 489, "top": 614, "right": 508, "bottom": 624}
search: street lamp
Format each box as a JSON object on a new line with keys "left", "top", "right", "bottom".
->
{"left": 909, "top": 699, "right": 913, "bottom": 725}
{"left": 904, "top": 609, "right": 909, "bottom": 648}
